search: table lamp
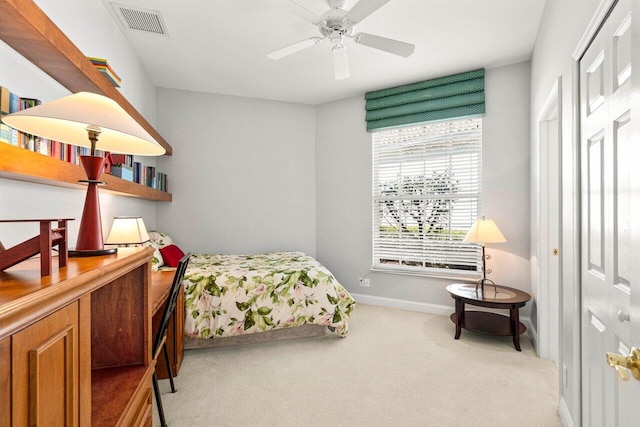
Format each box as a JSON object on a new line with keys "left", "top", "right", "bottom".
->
{"left": 2, "top": 92, "right": 165, "bottom": 256}
{"left": 463, "top": 217, "right": 507, "bottom": 294}
{"left": 105, "top": 216, "right": 150, "bottom": 247}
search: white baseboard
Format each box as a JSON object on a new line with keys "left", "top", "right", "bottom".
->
{"left": 350, "top": 293, "right": 453, "bottom": 317}
{"left": 351, "top": 293, "right": 535, "bottom": 348}
{"left": 523, "top": 317, "right": 538, "bottom": 353}
{"left": 559, "top": 396, "right": 574, "bottom": 427}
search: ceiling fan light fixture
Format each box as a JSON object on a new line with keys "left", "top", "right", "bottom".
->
{"left": 329, "top": 29, "right": 345, "bottom": 45}
{"left": 332, "top": 44, "right": 350, "bottom": 80}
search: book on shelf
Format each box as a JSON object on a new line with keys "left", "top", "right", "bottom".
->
{"left": 0, "top": 86, "right": 9, "bottom": 116}
{"left": 111, "top": 165, "right": 134, "bottom": 181}
{"left": 156, "top": 172, "right": 168, "bottom": 192}
{"left": 87, "top": 57, "right": 122, "bottom": 87}
{"left": 0, "top": 124, "right": 10, "bottom": 144}
{"left": 144, "top": 165, "right": 156, "bottom": 188}
{"left": 96, "top": 67, "right": 121, "bottom": 87}
{"left": 9, "top": 92, "right": 19, "bottom": 114}
{"left": 7, "top": 92, "right": 20, "bottom": 146}
{"left": 0, "top": 86, "right": 10, "bottom": 144}
{"left": 133, "top": 161, "right": 142, "bottom": 184}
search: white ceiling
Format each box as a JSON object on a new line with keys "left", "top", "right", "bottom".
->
{"left": 103, "top": 0, "right": 546, "bottom": 106}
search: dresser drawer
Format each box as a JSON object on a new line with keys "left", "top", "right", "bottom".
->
{"left": 132, "top": 387, "right": 152, "bottom": 427}
{"left": 118, "top": 372, "right": 153, "bottom": 427}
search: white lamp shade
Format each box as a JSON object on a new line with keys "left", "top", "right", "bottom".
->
{"left": 463, "top": 218, "right": 507, "bottom": 244}
{"left": 105, "top": 216, "right": 150, "bottom": 245}
{"left": 2, "top": 92, "right": 165, "bottom": 155}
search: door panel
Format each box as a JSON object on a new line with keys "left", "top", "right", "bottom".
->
{"left": 587, "top": 51, "right": 606, "bottom": 114}
{"left": 613, "top": 112, "right": 631, "bottom": 290}
{"left": 586, "top": 313, "right": 607, "bottom": 426}
{"left": 12, "top": 302, "right": 79, "bottom": 427}
{"left": 612, "top": 14, "right": 632, "bottom": 89}
{"left": 587, "top": 132, "right": 605, "bottom": 276}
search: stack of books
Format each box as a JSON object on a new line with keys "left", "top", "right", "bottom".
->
{"left": 87, "top": 57, "right": 122, "bottom": 87}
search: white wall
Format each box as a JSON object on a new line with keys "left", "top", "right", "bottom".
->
{"left": 155, "top": 88, "right": 317, "bottom": 256}
{"left": 530, "top": 1, "right": 606, "bottom": 425}
{"left": 0, "top": 0, "right": 160, "bottom": 247}
{"left": 315, "top": 62, "right": 531, "bottom": 313}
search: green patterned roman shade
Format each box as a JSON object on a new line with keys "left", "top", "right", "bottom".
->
{"left": 364, "top": 69, "right": 485, "bottom": 131}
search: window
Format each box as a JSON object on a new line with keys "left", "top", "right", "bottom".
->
{"left": 372, "top": 117, "right": 482, "bottom": 276}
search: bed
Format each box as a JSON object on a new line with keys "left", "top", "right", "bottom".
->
{"left": 146, "top": 232, "right": 355, "bottom": 347}
{"left": 180, "top": 251, "right": 355, "bottom": 347}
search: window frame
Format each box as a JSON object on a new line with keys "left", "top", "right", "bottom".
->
{"left": 371, "top": 117, "right": 483, "bottom": 279}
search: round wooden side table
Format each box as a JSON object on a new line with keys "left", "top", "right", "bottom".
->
{"left": 446, "top": 283, "right": 531, "bottom": 351}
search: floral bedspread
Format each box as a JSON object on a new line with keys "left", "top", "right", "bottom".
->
{"left": 183, "top": 252, "right": 355, "bottom": 339}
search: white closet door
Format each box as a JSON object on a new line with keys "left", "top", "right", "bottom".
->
{"left": 580, "top": 0, "right": 640, "bottom": 425}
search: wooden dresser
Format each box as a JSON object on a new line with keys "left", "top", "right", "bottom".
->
{"left": 0, "top": 247, "right": 155, "bottom": 426}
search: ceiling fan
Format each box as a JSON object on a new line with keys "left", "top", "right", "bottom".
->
{"left": 266, "top": 0, "right": 415, "bottom": 80}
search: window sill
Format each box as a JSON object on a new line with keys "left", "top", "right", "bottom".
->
{"left": 371, "top": 266, "right": 481, "bottom": 282}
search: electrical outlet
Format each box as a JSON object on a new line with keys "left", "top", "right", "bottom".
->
{"left": 359, "top": 277, "right": 365, "bottom": 286}
{"left": 364, "top": 278, "right": 370, "bottom": 287}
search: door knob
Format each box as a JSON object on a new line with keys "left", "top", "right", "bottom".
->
{"left": 617, "top": 310, "right": 630, "bottom": 323}
{"left": 606, "top": 347, "right": 640, "bottom": 381}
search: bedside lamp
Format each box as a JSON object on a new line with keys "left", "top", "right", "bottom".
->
{"left": 2, "top": 92, "right": 165, "bottom": 256}
{"left": 463, "top": 217, "right": 507, "bottom": 294}
{"left": 105, "top": 216, "right": 150, "bottom": 247}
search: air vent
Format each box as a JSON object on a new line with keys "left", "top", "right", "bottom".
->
{"left": 110, "top": 3, "right": 168, "bottom": 36}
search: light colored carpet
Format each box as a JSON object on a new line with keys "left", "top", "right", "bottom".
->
{"left": 154, "top": 304, "right": 560, "bottom": 426}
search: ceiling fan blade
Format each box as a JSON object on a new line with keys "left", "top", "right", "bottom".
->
{"left": 267, "top": 37, "right": 321, "bottom": 60}
{"left": 332, "top": 44, "right": 350, "bottom": 80}
{"left": 344, "top": 0, "right": 391, "bottom": 24}
{"left": 265, "top": 0, "right": 322, "bottom": 24}
{"left": 354, "top": 32, "right": 415, "bottom": 57}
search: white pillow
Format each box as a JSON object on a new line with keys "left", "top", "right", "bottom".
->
{"left": 148, "top": 230, "right": 174, "bottom": 247}
{"left": 143, "top": 240, "right": 164, "bottom": 271}
{"left": 145, "top": 231, "right": 174, "bottom": 271}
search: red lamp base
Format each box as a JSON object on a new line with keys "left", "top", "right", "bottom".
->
{"left": 68, "top": 155, "right": 116, "bottom": 258}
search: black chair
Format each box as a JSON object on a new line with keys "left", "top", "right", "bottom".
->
{"left": 153, "top": 252, "right": 191, "bottom": 427}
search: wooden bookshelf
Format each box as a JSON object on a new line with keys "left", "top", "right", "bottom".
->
{"left": 0, "top": 144, "right": 172, "bottom": 202}
{"left": 0, "top": 0, "right": 174, "bottom": 201}
{"left": 0, "top": 0, "right": 172, "bottom": 155}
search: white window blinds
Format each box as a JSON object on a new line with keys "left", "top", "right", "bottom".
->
{"left": 372, "top": 117, "right": 482, "bottom": 276}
